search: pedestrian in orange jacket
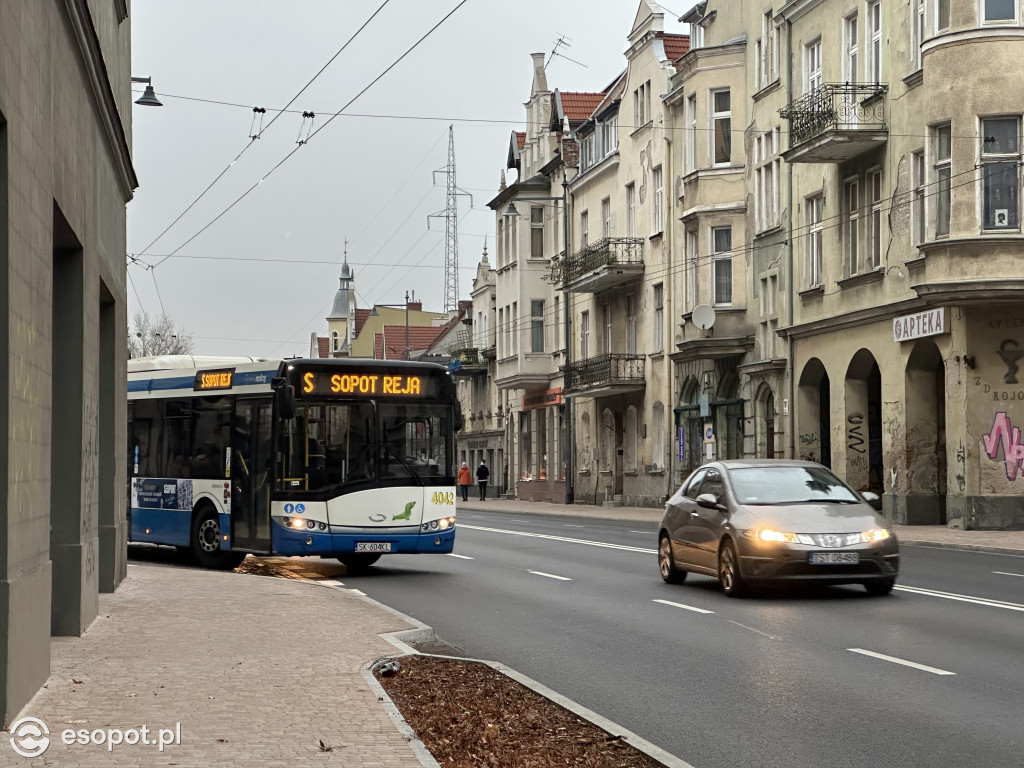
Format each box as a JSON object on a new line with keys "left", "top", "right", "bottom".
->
{"left": 457, "top": 462, "right": 472, "bottom": 501}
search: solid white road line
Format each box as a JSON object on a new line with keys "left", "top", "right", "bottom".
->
{"left": 447, "top": 553, "right": 474, "bottom": 560}
{"left": 896, "top": 584, "right": 1024, "bottom": 612}
{"left": 318, "top": 579, "right": 345, "bottom": 587}
{"left": 629, "top": 530, "right": 653, "bottom": 535}
{"left": 993, "top": 571, "right": 1024, "bottom": 578}
{"left": 848, "top": 648, "right": 956, "bottom": 676}
{"left": 460, "top": 523, "right": 657, "bottom": 555}
{"left": 653, "top": 598, "right": 714, "bottom": 615}
{"left": 529, "top": 570, "right": 573, "bottom": 581}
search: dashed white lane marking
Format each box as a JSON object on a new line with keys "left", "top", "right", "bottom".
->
{"left": 447, "top": 553, "right": 474, "bottom": 560}
{"left": 629, "top": 530, "right": 653, "bottom": 535}
{"left": 460, "top": 523, "right": 656, "bottom": 555}
{"left": 653, "top": 598, "right": 714, "bottom": 615}
{"left": 848, "top": 648, "right": 956, "bottom": 676}
{"left": 896, "top": 585, "right": 1024, "bottom": 612}
{"left": 993, "top": 571, "right": 1024, "bottom": 578}
{"left": 318, "top": 579, "right": 345, "bottom": 587}
{"left": 563, "top": 524, "right": 585, "bottom": 528}
{"left": 529, "top": 570, "right": 572, "bottom": 581}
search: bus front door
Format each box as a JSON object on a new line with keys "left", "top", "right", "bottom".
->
{"left": 231, "top": 400, "right": 273, "bottom": 553}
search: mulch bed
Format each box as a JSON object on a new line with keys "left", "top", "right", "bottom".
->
{"left": 375, "top": 654, "right": 664, "bottom": 768}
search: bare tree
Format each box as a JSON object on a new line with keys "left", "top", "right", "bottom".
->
{"left": 128, "top": 312, "right": 196, "bottom": 358}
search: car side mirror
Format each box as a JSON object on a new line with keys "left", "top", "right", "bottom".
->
{"left": 696, "top": 493, "right": 724, "bottom": 511}
{"left": 861, "top": 491, "right": 882, "bottom": 512}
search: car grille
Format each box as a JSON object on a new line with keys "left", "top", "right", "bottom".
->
{"left": 776, "top": 561, "right": 884, "bottom": 577}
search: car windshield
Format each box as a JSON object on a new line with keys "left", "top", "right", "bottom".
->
{"left": 727, "top": 466, "right": 860, "bottom": 505}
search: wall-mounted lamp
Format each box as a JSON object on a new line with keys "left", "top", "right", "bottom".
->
{"left": 131, "top": 76, "right": 163, "bottom": 107}
{"left": 503, "top": 202, "right": 520, "bottom": 218}
{"left": 964, "top": 355, "right": 976, "bottom": 369}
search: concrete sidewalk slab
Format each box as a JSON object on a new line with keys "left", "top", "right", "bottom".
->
{"left": 7, "top": 565, "right": 424, "bottom": 767}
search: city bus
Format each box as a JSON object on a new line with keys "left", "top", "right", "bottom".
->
{"left": 127, "top": 355, "right": 462, "bottom": 569}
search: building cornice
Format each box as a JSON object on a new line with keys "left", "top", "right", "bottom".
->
{"left": 778, "top": 0, "right": 827, "bottom": 24}
{"left": 63, "top": 0, "right": 138, "bottom": 199}
{"left": 923, "top": 26, "right": 1024, "bottom": 57}
{"left": 780, "top": 297, "right": 924, "bottom": 340}
{"left": 912, "top": 279, "right": 1024, "bottom": 304}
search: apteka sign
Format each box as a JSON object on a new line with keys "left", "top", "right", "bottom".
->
{"left": 893, "top": 308, "right": 946, "bottom": 342}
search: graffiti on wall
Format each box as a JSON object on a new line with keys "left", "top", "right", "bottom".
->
{"left": 847, "top": 413, "right": 866, "bottom": 453}
{"left": 983, "top": 411, "right": 1024, "bottom": 481}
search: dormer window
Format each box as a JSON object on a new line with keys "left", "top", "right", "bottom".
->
{"left": 331, "top": 331, "right": 339, "bottom": 352}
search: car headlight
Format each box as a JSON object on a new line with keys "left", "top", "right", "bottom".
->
{"left": 860, "top": 528, "right": 891, "bottom": 543}
{"left": 757, "top": 530, "right": 817, "bottom": 545}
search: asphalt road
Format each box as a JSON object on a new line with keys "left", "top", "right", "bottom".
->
{"left": 338, "top": 510, "right": 1024, "bottom": 768}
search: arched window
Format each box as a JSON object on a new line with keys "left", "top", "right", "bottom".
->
{"left": 580, "top": 412, "right": 592, "bottom": 469}
{"left": 625, "top": 406, "right": 638, "bottom": 472}
{"left": 602, "top": 409, "right": 616, "bottom": 470}
{"left": 331, "top": 331, "right": 339, "bottom": 353}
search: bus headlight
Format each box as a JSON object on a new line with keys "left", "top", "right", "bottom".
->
{"left": 292, "top": 518, "right": 306, "bottom": 529}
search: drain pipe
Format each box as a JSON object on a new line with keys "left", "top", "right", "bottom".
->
{"left": 785, "top": 15, "right": 796, "bottom": 460}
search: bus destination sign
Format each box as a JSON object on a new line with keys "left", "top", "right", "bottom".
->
{"left": 193, "top": 368, "right": 235, "bottom": 391}
{"left": 298, "top": 371, "right": 433, "bottom": 397}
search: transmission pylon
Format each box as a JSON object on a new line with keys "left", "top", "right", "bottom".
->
{"left": 428, "top": 126, "right": 471, "bottom": 313}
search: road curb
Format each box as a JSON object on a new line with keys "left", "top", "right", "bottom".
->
{"left": 360, "top": 664, "right": 442, "bottom": 768}
{"left": 899, "top": 540, "right": 1024, "bottom": 557}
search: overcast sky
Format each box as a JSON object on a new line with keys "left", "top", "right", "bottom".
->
{"left": 128, "top": 1, "right": 692, "bottom": 358}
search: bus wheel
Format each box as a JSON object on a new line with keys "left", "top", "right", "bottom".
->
{"left": 337, "top": 553, "right": 381, "bottom": 572}
{"left": 191, "top": 508, "right": 242, "bottom": 570}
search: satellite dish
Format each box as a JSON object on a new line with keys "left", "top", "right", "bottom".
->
{"left": 692, "top": 304, "right": 716, "bottom": 330}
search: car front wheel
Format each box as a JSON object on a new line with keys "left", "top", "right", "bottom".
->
{"left": 658, "top": 535, "right": 686, "bottom": 584}
{"left": 863, "top": 578, "right": 895, "bottom": 596}
{"left": 718, "top": 540, "right": 747, "bottom": 597}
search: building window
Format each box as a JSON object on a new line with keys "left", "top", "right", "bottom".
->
{"left": 626, "top": 183, "right": 636, "bottom": 236}
{"left": 934, "top": 123, "right": 951, "bottom": 237}
{"left": 602, "top": 197, "right": 612, "bottom": 238}
{"left": 626, "top": 295, "right": 638, "bottom": 354}
{"left": 807, "top": 194, "right": 824, "bottom": 286}
{"left": 981, "top": 117, "right": 1020, "bottom": 230}
{"left": 634, "top": 80, "right": 651, "bottom": 127}
{"left": 844, "top": 178, "right": 860, "bottom": 276}
{"left": 868, "top": 170, "right": 883, "bottom": 269}
{"left": 686, "top": 94, "right": 697, "bottom": 173}
{"left": 604, "top": 303, "right": 613, "bottom": 354}
{"left": 712, "top": 226, "right": 733, "bottom": 305}
{"left": 805, "top": 39, "right": 822, "bottom": 94}
{"left": 912, "top": 150, "right": 926, "bottom": 246}
{"left": 984, "top": 0, "right": 1017, "bottom": 22}
{"left": 553, "top": 295, "right": 560, "bottom": 349}
{"left": 867, "top": 1, "right": 882, "bottom": 84}
{"left": 761, "top": 9, "right": 777, "bottom": 87}
{"left": 531, "top": 299, "right": 544, "bottom": 353}
{"left": 580, "top": 310, "right": 590, "bottom": 358}
{"left": 530, "top": 206, "right": 544, "bottom": 259}
{"left": 331, "top": 331, "right": 339, "bottom": 353}
{"left": 755, "top": 129, "right": 781, "bottom": 230}
{"left": 936, "top": 0, "right": 950, "bottom": 30}
{"left": 912, "top": 0, "right": 925, "bottom": 70}
{"left": 845, "top": 14, "right": 859, "bottom": 82}
{"left": 686, "top": 228, "right": 698, "bottom": 309}
{"left": 652, "top": 166, "right": 664, "bottom": 232}
{"left": 653, "top": 283, "right": 664, "bottom": 353}
{"left": 711, "top": 90, "right": 731, "bottom": 165}
{"left": 511, "top": 302, "right": 518, "bottom": 356}
{"left": 580, "top": 210, "right": 589, "bottom": 247}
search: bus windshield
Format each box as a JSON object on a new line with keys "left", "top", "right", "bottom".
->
{"left": 278, "top": 401, "right": 451, "bottom": 492}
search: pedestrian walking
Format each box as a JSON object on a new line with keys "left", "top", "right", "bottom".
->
{"left": 458, "top": 461, "right": 472, "bottom": 501}
{"left": 476, "top": 459, "right": 490, "bottom": 501}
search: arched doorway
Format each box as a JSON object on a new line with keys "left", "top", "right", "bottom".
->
{"left": 755, "top": 384, "right": 776, "bottom": 458}
{"left": 675, "top": 377, "right": 702, "bottom": 473}
{"left": 798, "top": 359, "right": 831, "bottom": 467}
{"left": 715, "top": 373, "right": 743, "bottom": 460}
{"left": 906, "top": 341, "right": 946, "bottom": 523}
{"left": 845, "top": 349, "right": 882, "bottom": 493}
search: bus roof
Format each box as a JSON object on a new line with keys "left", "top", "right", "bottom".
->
{"left": 127, "top": 355, "right": 278, "bottom": 373}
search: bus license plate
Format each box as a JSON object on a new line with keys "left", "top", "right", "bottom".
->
{"left": 356, "top": 542, "right": 392, "bottom": 553}
{"left": 809, "top": 552, "right": 859, "bottom": 565}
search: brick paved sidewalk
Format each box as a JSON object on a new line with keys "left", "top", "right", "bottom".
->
{"left": 7, "top": 564, "right": 423, "bottom": 767}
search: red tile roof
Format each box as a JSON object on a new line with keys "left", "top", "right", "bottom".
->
{"left": 355, "top": 308, "right": 372, "bottom": 336}
{"left": 516, "top": 131, "right": 526, "bottom": 150}
{"left": 663, "top": 33, "right": 691, "bottom": 63}
{"left": 317, "top": 337, "right": 329, "bottom": 357}
{"left": 374, "top": 325, "right": 445, "bottom": 359}
{"left": 559, "top": 92, "right": 607, "bottom": 122}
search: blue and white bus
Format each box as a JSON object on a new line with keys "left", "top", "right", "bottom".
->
{"left": 127, "top": 356, "right": 462, "bottom": 569}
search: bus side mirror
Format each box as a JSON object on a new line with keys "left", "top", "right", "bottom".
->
{"left": 273, "top": 378, "right": 296, "bottom": 420}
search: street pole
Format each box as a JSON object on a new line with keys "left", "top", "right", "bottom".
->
{"left": 405, "top": 290, "right": 410, "bottom": 360}
{"left": 561, "top": 173, "right": 574, "bottom": 505}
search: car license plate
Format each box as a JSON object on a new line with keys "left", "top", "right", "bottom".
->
{"left": 809, "top": 552, "right": 859, "bottom": 565}
{"left": 355, "top": 542, "right": 392, "bottom": 553}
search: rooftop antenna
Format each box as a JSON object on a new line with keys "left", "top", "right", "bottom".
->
{"left": 546, "top": 34, "right": 588, "bottom": 69}
{"left": 428, "top": 126, "right": 472, "bottom": 313}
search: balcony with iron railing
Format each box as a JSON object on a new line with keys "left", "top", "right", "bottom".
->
{"left": 779, "top": 83, "right": 888, "bottom": 163}
{"left": 563, "top": 353, "right": 645, "bottom": 396}
{"left": 446, "top": 346, "right": 488, "bottom": 376}
{"left": 561, "top": 237, "right": 644, "bottom": 294}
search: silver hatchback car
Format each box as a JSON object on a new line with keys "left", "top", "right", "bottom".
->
{"left": 658, "top": 459, "right": 899, "bottom": 597}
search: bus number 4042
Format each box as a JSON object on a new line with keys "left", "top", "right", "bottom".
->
{"left": 432, "top": 492, "right": 455, "bottom": 505}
